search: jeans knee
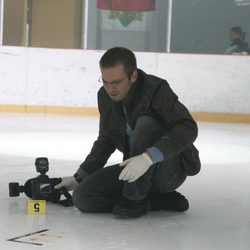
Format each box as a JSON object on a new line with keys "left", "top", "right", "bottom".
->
{"left": 73, "top": 180, "right": 111, "bottom": 212}
{"left": 72, "top": 182, "right": 94, "bottom": 212}
{"left": 72, "top": 185, "right": 86, "bottom": 211}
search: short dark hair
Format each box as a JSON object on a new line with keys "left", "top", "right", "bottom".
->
{"left": 231, "top": 26, "right": 246, "bottom": 41}
{"left": 99, "top": 47, "right": 137, "bottom": 77}
{"left": 231, "top": 26, "right": 242, "bottom": 35}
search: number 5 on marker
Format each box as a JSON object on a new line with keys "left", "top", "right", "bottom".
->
{"left": 28, "top": 200, "right": 46, "bottom": 214}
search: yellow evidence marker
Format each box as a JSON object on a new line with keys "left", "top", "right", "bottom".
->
{"left": 28, "top": 200, "right": 46, "bottom": 215}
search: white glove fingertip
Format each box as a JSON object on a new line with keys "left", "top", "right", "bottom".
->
{"left": 128, "top": 176, "right": 137, "bottom": 182}
{"left": 54, "top": 184, "right": 62, "bottom": 189}
{"left": 118, "top": 171, "right": 125, "bottom": 180}
{"left": 119, "top": 169, "right": 130, "bottom": 181}
{"left": 119, "top": 159, "right": 130, "bottom": 167}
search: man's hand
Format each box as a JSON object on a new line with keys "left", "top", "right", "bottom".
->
{"left": 119, "top": 153, "right": 153, "bottom": 183}
{"left": 54, "top": 176, "right": 78, "bottom": 191}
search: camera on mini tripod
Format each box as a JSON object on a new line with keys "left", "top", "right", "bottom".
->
{"left": 9, "top": 157, "right": 73, "bottom": 207}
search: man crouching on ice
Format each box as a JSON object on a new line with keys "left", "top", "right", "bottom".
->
{"left": 55, "top": 47, "right": 201, "bottom": 218}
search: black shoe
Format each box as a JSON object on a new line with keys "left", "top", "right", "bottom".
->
{"left": 148, "top": 191, "right": 189, "bottom": 212}
{"left": 112, "top": 198, "right": 150, "bottom": 218}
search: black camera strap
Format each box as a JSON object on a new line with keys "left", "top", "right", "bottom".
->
{"left": 56, "top": 188, "right": 73, "bottom": 207}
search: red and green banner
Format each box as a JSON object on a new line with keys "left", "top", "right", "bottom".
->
{"left": 97, "top": 0, "right": 156, "bottom": 12}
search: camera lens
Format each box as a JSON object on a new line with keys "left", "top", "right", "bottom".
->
{"left": 9, "top": 182, "right": 20, "bottom": 197}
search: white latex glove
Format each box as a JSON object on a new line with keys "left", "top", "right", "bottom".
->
{"left": 54, "top": 176, "right": 78, "bottom": 191}
{"left": 119, "top": 153, "right": 153, "bottom": 183}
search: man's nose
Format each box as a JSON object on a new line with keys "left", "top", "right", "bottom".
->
{"left": 107, "top": 83, "right": 117, "bottom": 89}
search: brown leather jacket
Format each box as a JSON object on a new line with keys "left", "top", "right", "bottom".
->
{"left": 79, "top": 69, "right": 201, "bottom": 176}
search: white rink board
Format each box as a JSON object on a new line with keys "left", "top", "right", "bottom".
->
{"left": 0, "top": 46, "right": 250, "bottom": 114}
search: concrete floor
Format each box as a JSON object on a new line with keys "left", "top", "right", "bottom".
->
{"left": 0, "top": 113, "right": 249, "bottom": 250}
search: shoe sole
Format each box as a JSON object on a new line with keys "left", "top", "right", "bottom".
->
{"left": 112, "top": 207, "right": 148, "bottom": 218}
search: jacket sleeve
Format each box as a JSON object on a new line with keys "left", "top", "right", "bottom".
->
{"left": 79, "top": 88, "right": 116, "bottom": 174}
{"left": 151, "top": 80, "right": 198, "bottom": 160}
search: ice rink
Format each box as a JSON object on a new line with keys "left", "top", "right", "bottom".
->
{"left": 0, "top": 113, "right": 249, "bottom": 250}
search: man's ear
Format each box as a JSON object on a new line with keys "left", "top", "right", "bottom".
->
{"left": 130, "top": 70, "right": 138, "bottom": 83}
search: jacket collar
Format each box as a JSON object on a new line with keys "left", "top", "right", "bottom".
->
{"left": 122, "top": 68, "right": 145, "bottom": 106}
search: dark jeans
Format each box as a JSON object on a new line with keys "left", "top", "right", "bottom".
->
{"left": 73, "top": 116, "right": 187, "bottom": 212}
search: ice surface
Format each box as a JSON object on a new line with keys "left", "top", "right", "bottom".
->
{"left": 0, "top": 113, "right": 249, "bottom": 250}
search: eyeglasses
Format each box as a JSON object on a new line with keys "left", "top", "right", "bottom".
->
{"left": 98, "top": 75, "right": 128, "bottom": 85}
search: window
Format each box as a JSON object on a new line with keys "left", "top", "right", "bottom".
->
{"left": 86, "top": 0, "right": 169, "bottom": 52}
{"left": 1, "top": 0, "right": 250, "bottom": 54}
{"left": 170, "top": 0, "right": 250, "bottom": 54}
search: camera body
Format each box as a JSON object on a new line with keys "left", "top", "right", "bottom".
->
{"left": 9, "top": 157, "right": 72, "bottom": 206}
{"left": 9, "top": 175, "right": 61, "bottom": 202}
